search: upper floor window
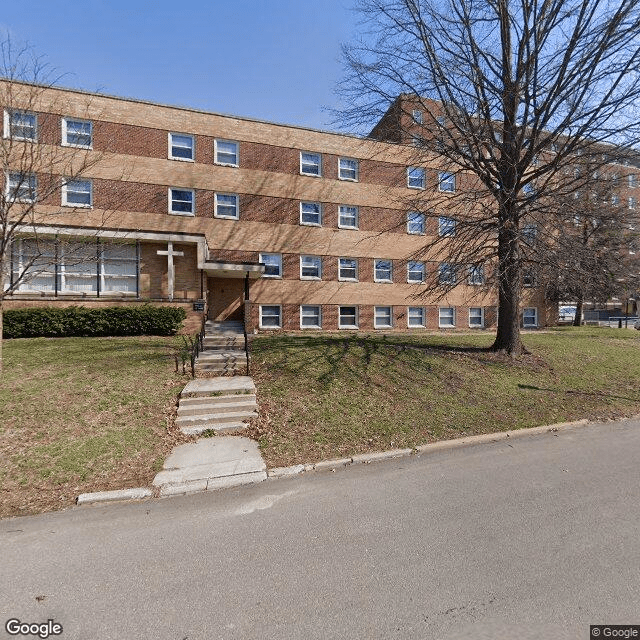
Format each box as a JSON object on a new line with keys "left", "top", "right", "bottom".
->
{"left": 439, "top": 172, "right": 455, "bottom": 192}
{"left": 338, "top": 205, "right": 358, "bottom": 229}
{"left": 438, "top": 216, "right": 456, "bottom": 237}
{"left": 339, "top": 158, "right": 359, "bottom": 181}
{"left": 338, "top": 257, "right": 358, "bottom": 281}
{"left": 438, "top": 263, "right": 457, "bottom": 284}
{"left": 522, "top": 223, "right": 538, "bottom": 243}
{"left": 629, "top": 197, "right": 637, "bottom": 210}
{"left": 436, "top": 115, "right": 446, "bottom": 126}
{"left": 300, "top": 255, "right": 322, "bottom": 280}
{"left": 63, "top": 179, "right": 92, "bottom": 208}
{"left": 407, "top": 167, "right": 425, "bottom": 189}
{"left": 468, "top": 265, "right": 484, "bottom": 285}
{"left": 300, "top": 151, "right": 322, "bottom": 176}
{"left": 407, "top": 211, "right": 425, "bottom": 235}
{"left": 63, "top": 118, "right": 92, "bottom": 149}
{"left": 407, "top": 261, "right": 425, "bottom": 283}
{"left": 214, "top": 193, "right": 239, "bottom": 219}
{"left": 374, "top": 259, "right": 393, "bottom": 283}
{"left": 168, "top": 188, "right": 194, "bottom": 215}
{"left": 169, "top": 132, "right": 194, "bottom": 161}
{"left": 7, "top": 172, "right": 36, "bottom": 203}
{"left": 214, "top": 139, "right": 239, "bottom": 166}
{"left": 4, "top": 110, "right": 36, "bottom": 140}
{"left": 259, "top": 253, "right": 282, "bottom": 278}
{"left": 300, "top": 201, "right": 322, "bottom": 226}
{"left": 412, "top": 109, "right": 423, "bottom": 124}
{"left": 612, "top": 194, "right": 620, "bottom": 206}
{"left": 629, "top": 174, "right": 637, "bottom": 188}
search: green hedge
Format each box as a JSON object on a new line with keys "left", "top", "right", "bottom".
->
{"left": 3, "top": 305, "right": 187, "bottom": 338}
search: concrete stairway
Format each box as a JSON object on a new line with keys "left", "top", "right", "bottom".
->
{"left": 176, "top": 377, "right": 258, "bottom": 436}
{"left": 195, "top": 320, "right": 247, "bottom": 375}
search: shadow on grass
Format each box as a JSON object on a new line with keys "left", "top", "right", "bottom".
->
{"left": 518, "top": 383, "right": 640, "bottom": 402}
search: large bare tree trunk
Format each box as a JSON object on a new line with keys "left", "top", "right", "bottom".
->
{"left": 573, "top": 297, "right": 583, "bottom": 326}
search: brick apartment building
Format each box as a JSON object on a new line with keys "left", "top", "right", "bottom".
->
{"left": 2, "top": 81, "right": 582, "bottom": 333}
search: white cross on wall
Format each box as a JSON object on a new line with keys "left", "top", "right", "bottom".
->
{"left": 157, "top": 242, "right": 184, "bottom": 301}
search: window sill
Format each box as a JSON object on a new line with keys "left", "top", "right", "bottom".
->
{"left": 214, "top": 214, "right": 239, "bottom": 220}
{"left": 63, "top": 142, "right": 93, "bottom": 150}
{"left": 169, "top": 211, "right": 195, "bottom": 217}
{"left": 300, "top": 221, "right": 322, "bottom": 227}
{"left": 169, "top": 156, "right": 195, "bottom": 162}
{"left": 62, "top": 203, "right": 93, "bottom": 209}
{"left": 215, "top": 162, "right": 239, "bottom": 168}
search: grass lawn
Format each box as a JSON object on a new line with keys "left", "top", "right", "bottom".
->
{"left": 246, "top": 327, "right": 640, "bottom": 468}
{"left": 0, "top": 336, "right": 190, "bottom": 518}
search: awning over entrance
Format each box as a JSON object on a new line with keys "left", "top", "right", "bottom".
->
{"left": 202, "top": 261, "right": 265, "bottom": 279}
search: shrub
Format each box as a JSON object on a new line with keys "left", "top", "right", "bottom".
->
{"left": 3, "top": 305, "right": 187, "bottom": 339}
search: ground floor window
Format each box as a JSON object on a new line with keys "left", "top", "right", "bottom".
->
{"left": 300, "top": 305, "right": 321, "bottom": 329}
{"left": 259, "top": 305, "right": 282, "bottom": 329}
{"left": 523, "top": 307, "right": 538, "bottom": 327}
{"left": 339, "top": 306, "right": 358, "bottom": 329}
{"left": 469, "top": 307, "right": 484, "bottom": 328}
{"left": 439, "top": 306, "right": 456, "bottom": 327}
{"left": 374, "top": 306, "right": 393, "bottom": 328}
{"left": 11, "top": 239, "right": 138, "bottom": 295}
{"left": 408, "top": 306, "right": 425, "bottom": 327}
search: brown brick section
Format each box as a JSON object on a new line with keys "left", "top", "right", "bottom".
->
{"left": 139, "top": 242, "right": 200, "bottom": 300}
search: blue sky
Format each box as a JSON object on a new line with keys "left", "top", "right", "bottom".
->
{"left": 1, "top": 0, "right": 362, "bottom": 131}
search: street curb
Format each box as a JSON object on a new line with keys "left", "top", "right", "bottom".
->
{"left": 266, "top": 419, "right": 592, "bottom": 480}
{"left": 76, "top": 487, "right": 153, "bottom": 506}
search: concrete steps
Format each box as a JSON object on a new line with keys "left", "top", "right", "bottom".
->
{"left": 195, "top": 320, "right": 247, "bottom": 376}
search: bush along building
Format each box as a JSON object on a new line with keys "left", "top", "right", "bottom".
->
{"left": 2, "top": 81, "right": 573, "bottom": 333}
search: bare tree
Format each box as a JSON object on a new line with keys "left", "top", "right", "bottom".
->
{"left": 338, "top": 0, "right": 640, "bottom": 355}
{"left": 0, "top": 40, "right": 117, "bottom": 372}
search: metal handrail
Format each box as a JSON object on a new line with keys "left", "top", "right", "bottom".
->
{"left": 189, "top": 314, "right": 207, "bottom": 377}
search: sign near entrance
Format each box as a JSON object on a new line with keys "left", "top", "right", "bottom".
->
{"left": 193, "top": 300, "right": 205, "bottom": 311}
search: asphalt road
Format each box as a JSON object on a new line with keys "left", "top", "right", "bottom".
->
{"left": 2, "top": 419, "right": 640, "bottom": 640}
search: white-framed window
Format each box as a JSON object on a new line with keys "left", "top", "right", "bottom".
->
{"left": 63, "top": 179, "right": 93, "bottom": 208}
{"left": 300, "top": 151, "right": 321, "bottom": 176}
{"left": 11, "top": 238, "right": 56, "bottom": 292}
{"left": 629, "top": 174, "right": 637, "bottom": 188}
{"left": 214, "top": 139, "right": 239, "bottom": 166}
{"left": 260, "top": 305, "right": 282, "bottom": 329}
{"left": 374, "top": 259, "right": 393, "bottom": 283}
{"left": 408, "top": 306, "right": 426, "bottom": 328}
{"left": 300, "top": 255, "right": 321, "bottom": 280}
{"left": 169, "top": 132, "right": 194, "bottom": 161}
{"left": 259, "top": 253, "right": 282, "bottom": 278}
{"left": 438, "top": 263, "right": 457, "bottom": 284}
{"left": 214, "top": 193, "right": 239, "bottom": 219}
{"left": 438, "top": 216, "right": 456, "bottom": 236}
{"left": 523, "top": 307, "right": 538, "bottom": 327}
{"left": 436, "top": 115, "right": 446, "bottom": 126}
{"left": 407, "top": 211, "right": 425, "bottom": 234}
{"left": 523, "top": 182, "right": 535, "bottom": 196}
{"left": 300, "top": 201, "right": 322, "bottom": 226}
{"left": 522, "top": 223, "right": 538, "bottom": 243}
{"left": 338, "top": 205, "right": 358, "bottom": 229}
{"left": 439, "top": 307, "right": 456, "bottom": 327}
{"left": 439, "top": 172, "right": 455, "bottom": 192}
{"left": 300, "top": 305, "right": 322, "bottom": 329}
{"left": 407, "top": 167, "right": 426, "bottom": 189}
{"left": 612, "top": 194, "right": 620, "bottom": 206}
{"left": 99, "top": 242, "right": 138, "bottom": 294}
{"left": 62, "top": 118, "right": 92, "bottom": 149}
{"left": 7, "top": 172, "right": 36, "bottom": 203}
{"left": 374, "top": 306, "right": 393, "bottom": 329}
{"left": 412, "top": 109, "right": 423, "bottom": 124}
{"left": 407, "top": 261, "right": 425, "bottom": 283}
{"left": 339, "top": 305, "right": 358, "bottom": 329}
{"left": 469, "top": 307, "right": 484, "bottom": 328}
{"left": 338, "top": 257, "right": 358, "bottom": 281}
{"left": 629, "top": 197, "right": 637, "bottom": 210}
{"left": 168, "top": 188, "right": 194, "bottom": 215}
{"left": 468, "top": 265, "right": 484, "bottom": 285}
{"left": 4, "top": 110, "right": 37, "bottom": 140}
{"left": 339, "top": 157, "right": 358, "bottom": 181}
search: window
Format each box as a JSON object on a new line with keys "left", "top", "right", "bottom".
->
{"left": 522, "top": 271, "right": 536, "bottom": 287}
{"left": 168, "top": 188, "right": 194, "bottom": 215}
{"left": 7, "top": 172, "right": 36, "bottom": 202}
{"left": 5, "top": 110, "right": 36, "bottom": 140}
{"left": 436, "top": 115, "right": 446, "bottom": 126}
{"left": 407, "top": 167, "right": 425, "bottom": 189}
{"left": 300, "top": 201, "right": 322, "bottom": 226}
{"left": 12, "top": 239, "right": 56, "bottom": 292}
{"left": 62, "top": 118, "right": 92, "bottom": 148}
{"left": 438, "top": 216, "right": 456, "bottom": 236}
{"left": 169, "top": 133, "right": 194, "bottom": 160}
{"left": 629, "top": 174, "right": 637, "bottom": 188}
{"left": 407, "top": 211, "right": 425, "bottom": 234}
{"left": 214, "top": 193, "right": 239, "bottom": 219}
{"left": 630, "top": 197, "right": 637, "bottom": 210}
{"left": 522, "top": 223, "right": 538, "bottom": 243}
{"left": 439, "top": 172, "right": 455, "bottom": 192}
{"left": 99, "top": 243, "right": 137, "bottom": 293}
{"left": 338, "top": 205, "right": 358, "bottom": 229}
{"left": 338, "top": 257, "right": 358, "bottom": 281}
{"left": 374, "top": 306, "right": 393, "bottom": 328}
{"left": 260, "top": 305, "right": 281, "bottom": 329}
{"left": 412, "top": 109, "right": 423, "bottom": 124}
{"left": 612, "top": 194, "right": 620, "bottom": 206}
{"left": 413, "top": 135, "right": 426, "bottom": 147}
{"left": 339, "top": 158, "right": 358, "bottom": 181}
{"left": 259, "top": 253, "right": 282, "bottom": 278}
{"left": 374, "top": 259, "right": 393, "bottom": 283}
{"left": 214, "top": 139, "right": 239, "bottom": 166}
{"left": 300, "top": 255, "right": 321, "bottom": 280}
{"left": 407, "top": 261, "right": 425, "bottom": 283}
{"left": 439, "top": 307, "right": 456, "bottom": 327}
{"left": 63, "top": 179, "right": 92, "bottom": 208}
{"left": 523, "top": 182, "right": 535, "bottom": 196}
{"left": 468, "top": 265, "right": 484, "bottom": 285}
{"left": 300, "top": 305, "right": 322, "bottom": 329}
{"left": 523, "top": 307, "right": 538, "bottom": 327}
{"left": 339, "top": 306, "right": 358, "bottom": 329}
{"left": 469, "top": 307, "right": 484, "bottom": 328}
{"left": 408, "top": 306, "right": 426, "bottom": 327}
{"left": 439, "top": 263, "right": 457, "bottom": 284}
{"left": 300, "top": 151, "right": 321, "bottom": 176}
